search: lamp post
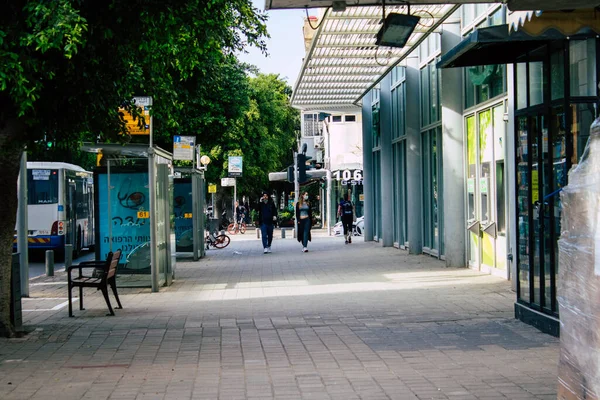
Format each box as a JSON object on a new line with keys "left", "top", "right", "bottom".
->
{"left": 199, "top": 155, "right": 213, "bottom": 218}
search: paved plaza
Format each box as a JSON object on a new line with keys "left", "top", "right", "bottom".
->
{"left": 1, "top": 230, "right": 559, "bottom": 400}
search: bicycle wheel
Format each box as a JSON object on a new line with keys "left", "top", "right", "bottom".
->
{"left": 213, "top": 234, "right": 230, "bottom": 249}
{"left": 239, "top": 223, "right": 246, "bottom": 234}
{"left": 227, "top": 223, "right": 236, "bottom": 235}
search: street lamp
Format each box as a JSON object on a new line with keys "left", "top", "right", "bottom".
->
{"left": 199, "top": 155, "right": 211, "bottom": 170}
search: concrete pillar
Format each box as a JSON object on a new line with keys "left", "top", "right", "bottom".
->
{"left": 405, "top": 55, "right": 423, "bottom": 254}
{"left": 440, "top": 20, "right": 466, "bottom": 267}
{"left": 362, "top": 91, "right": 374, "bottom": 241}
{"left": 379, "top": 74, "right": 394, "bottom": 247}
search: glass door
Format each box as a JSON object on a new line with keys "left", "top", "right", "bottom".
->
{"left": 465, "top": 103, "right": 507, "bottom": 273}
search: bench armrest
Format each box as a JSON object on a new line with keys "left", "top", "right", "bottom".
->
{"left": 67, "top": 261, "right": 105, "bottom": 271}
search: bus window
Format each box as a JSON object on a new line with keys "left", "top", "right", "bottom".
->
{"left": 28, "top": 169, "right": 59, "bottom": 204}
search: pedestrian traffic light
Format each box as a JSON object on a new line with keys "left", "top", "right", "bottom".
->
{"left": 287, "top": 165, "right": 294, "bottom": 183}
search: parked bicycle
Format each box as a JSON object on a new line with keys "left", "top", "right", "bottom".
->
{"left": 227, "top": 215, "right": 247, "bottom": 235}
{"left": 205, "top": 230, "right": 230, "bottom": 250}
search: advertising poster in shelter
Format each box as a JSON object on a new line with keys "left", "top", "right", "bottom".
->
{"left": 97, "top": 171, "right": 151, "bottom": 273}
{"left": 174, "top": 179, "right": 193, "bottom": 252}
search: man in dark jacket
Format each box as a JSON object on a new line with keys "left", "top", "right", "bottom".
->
{"left": 257, "top": 191, "right": 277, "bottom": 253}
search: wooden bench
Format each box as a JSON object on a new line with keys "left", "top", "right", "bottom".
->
{"left": 67, "top": 250, "right": 123, "bottom": 317}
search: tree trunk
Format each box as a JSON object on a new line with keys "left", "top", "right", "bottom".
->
{"left": 0, "top": 118, "right": 26, "bottom": 337}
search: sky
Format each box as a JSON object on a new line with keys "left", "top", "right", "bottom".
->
{"left": 238, "top": 0, "right": 315, "bottom": 89}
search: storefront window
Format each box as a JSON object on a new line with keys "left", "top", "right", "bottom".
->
{"left": 391, "top": 83, "right": 405, "bottom": 139}
{"left": 421, "top": 66, "right": 430, "bottom": 126}
{"left": 570, "top": 39, "right": 597, "bottom": 97}
{"left": 516, "top": 116, "right": 530, "bottom": 302}
{"left": 372, "top": 103, "right": 381, "bottom": 148}
{"left": 529, "top": 62, "right": 545, "bottom": 106}
{"left": 550, "top": 49, "right": 564, "bottom": 100}
{"left": 422, "top": 127, "right": 442, "bottom": 255}
{"left": 516, "top": 63, "right": 527, "bottom": 110}
{"left": 465, "top": 64, "right": 506, "bottom": 109}
{"left": 571, "top": 103, "right": 598, "bottom": 165}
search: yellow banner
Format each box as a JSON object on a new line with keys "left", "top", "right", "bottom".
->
{"left": 119, "top": 106, "right": 150, "bottom": 135}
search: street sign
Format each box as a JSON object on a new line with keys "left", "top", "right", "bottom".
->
{"left": 173, "top": 136, "right": 195, "bottom": 161}
{"left": 208, "top": 184, "right": 217, "bottom": 193}
{"left": 228, "top": 156, "right": 243, "bottom": 177}
{"left": 221, "top": 177, "right": 236, "bottom": 187}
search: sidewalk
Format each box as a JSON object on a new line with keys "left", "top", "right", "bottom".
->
{"left": 0, "top": 231, "right": 559, "bottom": 400}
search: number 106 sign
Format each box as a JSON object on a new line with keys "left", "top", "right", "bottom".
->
{"left": 333, "top": 169, "right": 363, "bottom": 185}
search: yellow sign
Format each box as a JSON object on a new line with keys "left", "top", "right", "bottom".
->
{"left": 137, "top": 211, "right": 150, "bottom": 219}
{"left": 208, "top": 184, "right": 217, "bottom": 193}
{"left": 531, "top": 170, "right": 539, "bottom": 203}
{"left": 119, "top": 106, "right": 150, "bottom": 135}
{"left": 359, "top": 194, "right": 364, "bottom": 202}
{"left": 184, "top": 213, "right": 193, "bottom": 219}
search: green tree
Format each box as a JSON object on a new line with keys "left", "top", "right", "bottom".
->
{"left": 203, "top": 73, "right": 299, "bottom": 200}
{"left": 0, "top": 0, "right": 267, "bottom": 337}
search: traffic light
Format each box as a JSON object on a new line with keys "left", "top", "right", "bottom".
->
{"left": 297, "top": 153, "right": 307, "bottom": 183}
{"left": 287, "top": 165, "right": 294, "bottom": 183}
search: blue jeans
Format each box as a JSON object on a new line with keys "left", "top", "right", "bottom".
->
{"left": 260, "top": 223, "right": 274, "bottom": 248}
{"left": 300, "top": 218, "right": 310, "bottom": 247}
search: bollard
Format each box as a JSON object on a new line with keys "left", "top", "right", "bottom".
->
{"left": 281, "top": 229, "right": 286, "bottom": 239}
{"left": 293, "top": 228, "right": 296, "bottom": 238}
{"left": 64, "top": 244, "right": 73, "bottom": 271}
{"left": 45, "top": 250, "right": 54, "bottom": 277}
{"left": 256, "top": 229, "right": 260, "bottom": 239}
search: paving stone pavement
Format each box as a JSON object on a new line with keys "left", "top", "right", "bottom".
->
{"left": 0, "top": 230, "right": 559, "bottom": 400}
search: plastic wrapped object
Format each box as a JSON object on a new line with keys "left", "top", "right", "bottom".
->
{"left": 557, "top": 117, "right": 600, "bottom": 400}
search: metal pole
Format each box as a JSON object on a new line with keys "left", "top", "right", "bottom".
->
{"left": 107, "top": 159, "right": 112, "bottom": 253}
{"left": 212, "top": 192, "right": 215, "bottom": 218}
{"left": 326, "top": 169, "right": 332, "bottom": 236}
{"left": 64, "top": 244, "right": 73, "bottom": 271}
{"left": 149, "top": 149, "right": 159, "bottom": 292}
{"left": 233, "top": 178, "right": 237, "bottom": 220}
{"left": 294, "top": 151, "right": 299, "bottom": 236}
{"left": 45, "top": 250, "right": 54, "bottom": 276}
{"left": 192, "top": 173, "right": 199, "bottom": 261}
{"left": 17, "top": 152, "right": 29, "bottom": 296}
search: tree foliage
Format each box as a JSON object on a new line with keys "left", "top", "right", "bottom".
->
{"left": 202, "top": 73, "right": 299, "bottom": 199}
{"left": 0, "top": 0, "right": 268, "bottom": 337}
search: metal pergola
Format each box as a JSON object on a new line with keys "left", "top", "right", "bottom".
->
{"left": 290, "top": 4, "right": 460, "bottom": 110}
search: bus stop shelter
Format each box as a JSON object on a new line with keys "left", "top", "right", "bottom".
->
{"left": 82, "top": 143, "right": 175, "bottom": 292}
{"left": 173, "top": 167, "right": 206, "bottom": 261}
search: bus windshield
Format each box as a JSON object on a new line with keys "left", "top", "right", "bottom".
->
{"left": 28, "top": 169, "right": 59, "bottom": 204}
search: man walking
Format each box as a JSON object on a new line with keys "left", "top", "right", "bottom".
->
{"left": 257, "top": 191, "right": 277, "bottom": 253}
{"left": 338, "top": 193, "right": 355, "bottom": 244}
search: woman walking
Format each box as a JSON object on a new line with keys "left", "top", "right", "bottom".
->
{"left": 296, "top": 191, "right": 312, "bottom": 253}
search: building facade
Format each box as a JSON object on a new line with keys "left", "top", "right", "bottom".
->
{"left": 360, "top": 4, "right": 600, "bottom": 336}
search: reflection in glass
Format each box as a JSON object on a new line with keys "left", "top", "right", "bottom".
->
{"left": 571, "top": 103, "right": 597, "bottom": 165}
{"left": 529, "top": 62, "right": 544, "bottom": 106}
{"left": 550, "top": 49, "right": 564, "bottom": 100}
{"left": 570, "top": 39, "right": 597, "bottom": 97}
{"left": 516, "top": 63, "right": 527, "bottom": 110}
{"left": 517, "top": 117, "right": 530, "bottom": 302}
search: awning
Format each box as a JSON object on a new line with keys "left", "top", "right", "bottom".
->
{"left": 438, "top": 24, "right": 556, "bottom": 69}
{"left": 291, "top": 4, "right": 459, "bottom": 111}
{"left": 266, "top": 0, "right": 492, "bottom": 10}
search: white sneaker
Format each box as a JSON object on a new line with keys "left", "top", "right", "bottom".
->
{"left": 303, "top": 247, "right": 308, "bottom": 253}
{"left": 264, "top": 248, "right": 268, "bottom": 254}
{"left": 267, "top": 247, "right": 272, "bottom": 253}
